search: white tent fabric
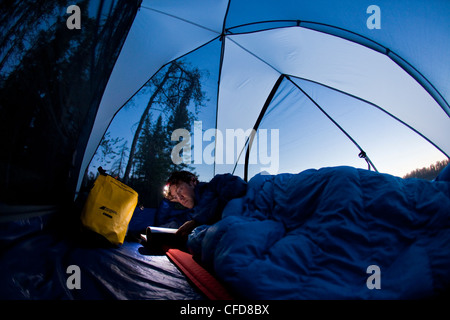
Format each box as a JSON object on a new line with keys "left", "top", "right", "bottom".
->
{"left": 225, "top": 0, "right": 450, "bottom": 112}
{"left": 217, "top": 26, "right": 449, "bottom": 149}
{"left": 78, "top": 0, "right": 450, "bottom": 192}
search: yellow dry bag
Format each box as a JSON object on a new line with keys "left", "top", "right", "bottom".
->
{"left": 80, "top": 173, "right": 138, "bottom": 245}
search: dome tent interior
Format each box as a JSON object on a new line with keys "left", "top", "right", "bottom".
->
{"left": 0, "top": 0, "right": 449, "bottom": 300}
{"left": 82, "top": 0, "right": 450, "bottom": 194}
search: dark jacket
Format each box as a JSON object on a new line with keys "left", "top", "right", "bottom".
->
{"left": 191, "top": 174, "right": 247, "bottom": 225}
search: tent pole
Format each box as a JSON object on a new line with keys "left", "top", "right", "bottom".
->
{"left": 286, "top": 76, "right": 378, "bottom": 172}
{"left": 213, "top": 0, "right": 232, "bottom": 177}
{"left": 241, "top": 75, "right": 285, "bottom": 181}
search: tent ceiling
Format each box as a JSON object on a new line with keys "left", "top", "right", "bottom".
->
{"left": 225, "top": 0, "right": 450, "bottom": 113}
{"left": 217, "top": 27, "right": 449, "bottom": 151}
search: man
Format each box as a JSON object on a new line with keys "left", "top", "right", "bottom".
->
{"left": 163, "top": 170, "right": 247, "bottom": 239}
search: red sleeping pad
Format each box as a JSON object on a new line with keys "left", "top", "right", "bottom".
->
{"left": 165, "top": 248, "right": 234, "bottom": 300}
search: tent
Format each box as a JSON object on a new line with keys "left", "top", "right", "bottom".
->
{"left": 0, "top": 0, "right": 449, "bottom": 300}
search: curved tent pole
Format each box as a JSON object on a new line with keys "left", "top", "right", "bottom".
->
{"left": 239, "top": 74, "right": 378, "bottom": 181}
{"left": 226, "top": 20, "right": 449, "bottom": 117}
{"left": 240, "top": 75, "right": 285, "bottom": 181}
{"left": 286, "top": 76, "right": 378, "bottom": 173}
{"left": 214, "top": 0, "right": 232, "bottom": 177}
{"left": 289, "top": 75, "right": 450, "bottom": 161}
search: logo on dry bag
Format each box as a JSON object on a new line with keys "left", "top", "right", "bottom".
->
{"left": 99, "top": 206, "right": 117, "bottom": 219}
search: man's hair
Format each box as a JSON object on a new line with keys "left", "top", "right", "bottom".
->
{"left": 166, "top": 170, "right": 198, "bottom": 185}
{"left": 163, "top": 171, "right": 198, "bottom": 200}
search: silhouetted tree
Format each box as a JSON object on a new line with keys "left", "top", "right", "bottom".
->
{"left": 131, "top": 115, "right": 171, "bottom": 206}
{"left": 110, "top": 140, "right": 129, "bottom": 178}
{"left": 123, "top": 60, "right": 206, "bottom": 184}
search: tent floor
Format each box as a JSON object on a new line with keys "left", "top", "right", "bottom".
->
{"left": 0, "top": 226, "right": 205, "bottom": 300}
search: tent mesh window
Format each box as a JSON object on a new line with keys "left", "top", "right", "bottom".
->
{"left": 0, "top": 0, "right": 140, "bottom": 205}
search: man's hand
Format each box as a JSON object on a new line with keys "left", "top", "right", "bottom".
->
{"left": 176, "top": 220, "right": 199, "bottom": 239}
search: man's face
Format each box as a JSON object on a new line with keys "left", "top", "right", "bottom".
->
{"left": 169, "top": 181, "right": 196, "bottom": 209}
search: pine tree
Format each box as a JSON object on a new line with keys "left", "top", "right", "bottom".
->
{"left": 123, "top": 63, "right": 178, "bottom": 183}
{"left": 132, "top": 115, "right": 171, "bottom": 207}
{"left": 110, "top": 140, "right": 129, "bottom": 178}
{"left": 123, "top": 60, "right": 206, "bottom": 184}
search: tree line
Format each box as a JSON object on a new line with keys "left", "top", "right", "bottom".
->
{"left": 403, "top": 159, "right": 449, "bottom": 180}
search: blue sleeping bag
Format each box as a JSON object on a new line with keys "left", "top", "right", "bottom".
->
{"left": 188, "top": 166, "right": 450, "bottom": 299}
